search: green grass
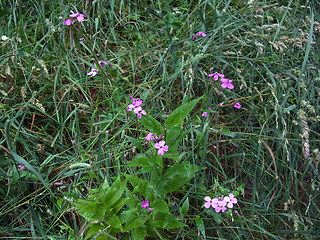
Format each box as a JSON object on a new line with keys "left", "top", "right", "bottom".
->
{"left": 1, "top": 0, "right": 320, "bottom": 239}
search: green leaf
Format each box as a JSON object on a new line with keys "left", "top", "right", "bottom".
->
{"left": 195, "top": 216, "right": 206, "bottom": 239}
{"left": 139, "top": 114, "right": 164, "bottom": 134}
{"left": 85, "top": 223, "right": 102, "bottom": 240}
{"left": 151, "top": 213, "right": 185, "bottom": 229}
{"left": 106, "top": 214, "right": 123, "bottom": 231}
{"left": 125, "top": 135, "right": 143, "bottom": 151}
{"left": 74, "top": 199, "right": 106, "bottom": 222}
{"left": 126, "top": 153, "right": 162, "bottom": 171}
{"left": 219, "top": 128, "right": 236, "bottom": 138}
{"left": 132, "top": 227, "right": 147, "bottom": 240}
{"left": 162, "top": 162, "right": 201, "bottom": 195}
{"left": 123, "top": 217, "right": 147, "bottom": 231}
{"left": 180, "top": 197, "right": 189, "bottom": 215}
{"left": 165, "top": 96, "right": 202, "bottom": 127}
{"left": 166, "top": 127, "right": 192, "bottom": 147}
{"left": 152, "top": 199, "right": 170, "bottom": 214}
{"left": 125, "top": 174, "right": 148, "bottom": 196}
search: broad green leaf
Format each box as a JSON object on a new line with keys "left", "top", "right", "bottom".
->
{"left": 125, "top": 174, "right": 148, "bottom": 196}
{"left": 132, "top": 227, "right": 147, "bottom": 240}
{"left": 74, "top": 199, "right": 106, "bottom": 221}
{"left": 123, "top": 217, "right": 147, "bottom": 231}
{"left": 126, "top": 153, "right": 162, "bottom": 171}
{"left": 166, "top": 127, "right": 192, "bottom": 147}
{"left": 162, "top": 162, "right": 201, "bottom": 195}
{"left": 151, "top": 213, "right": 185, "bottom": 229}
{"left": 103, "top": 179, "right": 127, "bottom": 206}
{"left": 165, "top": 96, "right": 202, "bottom": 127}
{"left": 106, "top": 214, "right": 123, "bottom": 231}
{"left": 139, "top": 114, "right": 164, "bottom": 134}
{"left": 152, "top": 199, "right": 170, "bottom": 214}
{"left": 85, "top": 223, "right": 102, "bottom": 240}
{"left": 180, "top": 197, "right": 189, "bottom": 215}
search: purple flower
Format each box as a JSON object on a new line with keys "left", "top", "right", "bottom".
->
{"left": 154, "top": 140, "right": 169, "bottom": 155}
{"left": 208, "top": 72, "right": 225, "bottom": 81}
{"left": 62, "top": 19, "right": 73, "bottom": 25}
{"left": 142, "top": 199, "right": 152, "bottom": 211}
{"left": 191, "top": 35, "right": 195, "bottom": 40}
{"left": 54, "top": 182, "right": 63, "bottom": 186}
{"left": 133, "top": 106, "right": 146, "bottom": 119}
{"left": 234, "top": 102, "right": 241, "bottom": 109}
{"left": 213, "top": 199, "right": 227, "bottom": 213}
{"left": 220, "top": 78, "right": 234, "bottom": 89}
{"left": 208, "top": 107, "right": 212, "bottom": 110}
{"left": 70, "top": 12, "right": 86, "bottom": 22}
{"left": 145, "top": 133, "right": 153, "bottom": 142}
{"left": 160, "top": 28, "right": 163, "bottom": 31}
{"left": 204, "top": 196, "right": 218, "bottom": 208}
{"left": 202, "top": 112, "right": 208, "bottom": 117}
{"left": 196, "top": 31, "right": 207, "bottom": 37}
{"left": 127, "top": 96, "right": 147, "bottom": 118}
{"left": 145, "top": 133, "right": 163, "bottom": 143}
{"left": 18, "top": 162, "right": 26, "bottom": 171}
{"left": 129, "top": 96, "right": 143, "bottom": 107}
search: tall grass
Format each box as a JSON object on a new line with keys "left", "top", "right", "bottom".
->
{"left": 1, "top": 0, "right": 319, "bottom": 239}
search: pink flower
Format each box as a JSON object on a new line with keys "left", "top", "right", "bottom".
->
{"left": 234, "top": 102, "right": 241, "bottom": 109}
{"left": 208, "top": 72, "right": 224, "bottom": 81}
{"left": 154, "top": 140, "right": 169, "bottom": 155}
{"left": 87, "top": 68, "right": 98, "bottom": 76}
{"left": 70, "top": 12, "right": 86, "bottom": 22}
{"left": 220, "top": 78, "right": 234, "bottom": 89}
{"left": 134, "top": 106, "right": 146, "bottom": 118}
{"left": 204, "top": 196, "right": 218, "bottom": 208}
{"left": 214, "top": 199, "right": 227, "bottom": 213}
{"left": 196, "top": 31, "right": 206, "bottom": 37}
{"left": 145, "top": 133, "right": 153, "bottom": 142}
{"left": 127, "top": 96, "right": 146, "bottom": 118}
{"left": 142, "top": 200, "right": 152, "bottom": 211}
{"left": 160, "top": 28, "right": 163, "bottom": 31}
{"left": 225, "top": 193, "right": 238, "bottom": 208}
{"left": 62, "top": 19, "right": 73, "bottom": 25}
{"left": 202, "top": 112, "right": 208, "bottom": 117}
{"left": 87, "top": 60, "right": 108, "bottom": 76}
{"left": 208, "top": 107, "right": 212, "bottom": 110}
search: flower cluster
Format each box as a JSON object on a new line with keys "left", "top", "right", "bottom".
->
{"left": 207, "top": 72, "right": 242, "bottom": 109}
{"left": 127, "top": 96, "right": 146, "bottom": 118}
{"left": 141, "top": 199, "right": 152, "bottom": 211}
{"left": 63, "top": 11, "right": 86, "bottom": 25}
{"left": 204, "top": 194, "right": 238, "bottom": 213}
{"left": 145, "top": 133, "right": 169, "bottom": 155}
{"left": 145, "top": 133, "right": 163, "bottom": 142}
{"left": 208, "top": 72, "right": 234, "bottom": 89}
{"left": 87, "top": 60, "right": 108, "bottom": 76}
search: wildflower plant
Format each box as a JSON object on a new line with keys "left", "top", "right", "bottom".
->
{"left": 72, "top": 97, "right": 203, "bottom": 239}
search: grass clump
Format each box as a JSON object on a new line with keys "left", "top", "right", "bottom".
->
{"left": 1, "top": 0, "right": 319, "bottom": 239}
